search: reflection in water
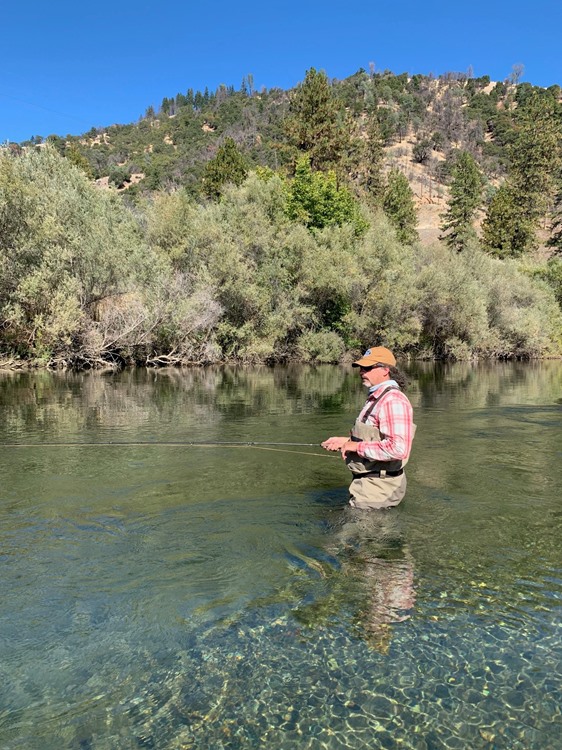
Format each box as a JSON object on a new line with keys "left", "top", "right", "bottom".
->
{"left": 0, "top": 364, "right": 355, "bottom": 437}
{"left": 329, "top": 509, "right": 416, "bottom": 653}
{"left": 1, "top": 360, "right": 560, "bottom": 442}
{"left": 284, "top": 497, "right": 417, "bottom": 654}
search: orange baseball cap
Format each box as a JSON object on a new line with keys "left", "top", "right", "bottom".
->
{"left": 352, "top": 346, "right": 396, "bottom": 368}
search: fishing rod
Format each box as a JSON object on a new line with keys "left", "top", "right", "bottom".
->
{"left": 1, "top": 440, "right": 322, "bottom": 448}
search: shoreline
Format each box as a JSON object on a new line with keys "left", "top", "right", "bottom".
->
{"left": 2, "top": 353, "right": 561, "bottom": 373}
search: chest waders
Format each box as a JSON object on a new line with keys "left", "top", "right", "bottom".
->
{"left": 345, "top": 386, "right": 415, "bottom": 510}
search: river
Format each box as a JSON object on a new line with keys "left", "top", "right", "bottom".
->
{"left": 0, "top": 362, "right": 560, "bottom": 749}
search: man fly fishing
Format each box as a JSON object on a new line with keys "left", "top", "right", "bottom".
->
{"left": 321, "top": 346, "right": 415, "bottom": 510}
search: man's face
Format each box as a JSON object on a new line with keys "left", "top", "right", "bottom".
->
{"left": 359, "top": 364, "right": 390, "bottom": 388}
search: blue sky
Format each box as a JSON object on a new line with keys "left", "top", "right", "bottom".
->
{"left": 2, "top": 0, "right": 561, "bottom": 143}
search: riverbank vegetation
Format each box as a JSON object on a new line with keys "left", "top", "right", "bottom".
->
{"left": 2, "top": 67, "right": 562, "bottom": 368}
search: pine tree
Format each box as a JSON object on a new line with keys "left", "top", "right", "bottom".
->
{"left": 285, "top": 68, "right": 349, "bottom": 172}
{"left": 509, "top": 94, "right": 562, "bottom": 227}
{"left": 202, "top": 138, "right": 248, "bottom": 200}
{"left": 484, "top": 93, "right": 562, "bottom": 256}
{"left": 383, "top": 169, "right": 419, "bottom": 245}
{"left": 440, "top": 151, "right": 483, "bottom": 251}
{"left": 481, "top": 182, "right": 535, "bottom": 257}
{"left": 364, "top": 114, "right": 385, "bottom": 203}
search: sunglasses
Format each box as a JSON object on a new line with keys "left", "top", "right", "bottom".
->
{"left": 359, "top": 363, "right": 388, "bottom": 372}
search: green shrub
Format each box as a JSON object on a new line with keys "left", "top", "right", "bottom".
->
{"left": 297, "top": 330, "right": 346, "bottom": 363}
{"left": 2, "top": 149, "right": 560, "bottom": 367}
{"left": 285, "top": 156, "right": 368, "bottom": 235}
{"left": 0, "top": 146, "right": 152, "bottom": 363}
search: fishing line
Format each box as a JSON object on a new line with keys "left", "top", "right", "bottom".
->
{"left": 0, "top": 440, "right": 338, "bottom": 459}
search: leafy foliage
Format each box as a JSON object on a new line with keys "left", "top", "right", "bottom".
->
{"left": 412, "top": 138, "right": 433, "bottom": 164}
{"left": 285, "top": 157, "right": 368, "bottom": 235}
{"left": 544, "top": 257, "right": 562, "bottom": 309}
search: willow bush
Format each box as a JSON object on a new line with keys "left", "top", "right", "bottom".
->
{"left": 414, "top": 243, "right": 562, "bottom": 359}
{"left": 342, "top": 215, "right": 422, "bottom": 350}
{"left": 1, "top": 147, "right": 149, "bottom": 363}
{"left": 145, "top": 174, "right": 315, "bottom": 361}
{"left": 2, "top": 148, "right": 561, "bottom": 367}
{"left": 482, "top": 258, "right": 562, "bottom": 357}
{"left": 542, "top": 257, "right": 562, "bottom": 308}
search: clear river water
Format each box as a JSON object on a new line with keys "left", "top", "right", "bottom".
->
{"left": 0, "top": 362, "right": 560, "bottom": 750}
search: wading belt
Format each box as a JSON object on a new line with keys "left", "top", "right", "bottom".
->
{"left": 350, "top": 468, "right": 404, "bottom": 480}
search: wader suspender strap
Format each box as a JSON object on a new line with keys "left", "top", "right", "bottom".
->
{"left": 349, "top": 385, "right": 404, "bottom": 478}
{"left": 360, "top": 385, "right": 400, "bottom": 424}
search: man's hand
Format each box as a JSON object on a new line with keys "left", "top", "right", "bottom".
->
{"left": 340, "top": 439, "right": 359, "bottom": 460}
{"left": 321, "top": 436, "right": 360, "bottom": 460}
{"left": 321, "top": 436, "right": 348, "bottom": 452}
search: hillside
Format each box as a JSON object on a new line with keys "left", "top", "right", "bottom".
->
{"left": 2, "top": 67, "right": 562, "bottom": 369}
{"left": 17, "top": 69, "right": 560, "bottom": 248}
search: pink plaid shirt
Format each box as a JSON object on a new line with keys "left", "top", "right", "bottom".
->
{"left": 355, "top": 384, "right": 414, "bottom": 463}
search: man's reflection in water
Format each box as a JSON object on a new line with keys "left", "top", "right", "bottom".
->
{"left": 331, "top": 508, "right": 416, "bottom": 653}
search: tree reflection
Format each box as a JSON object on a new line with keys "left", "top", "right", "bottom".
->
{"left": 1, "top": 361, "right": 560, "bottom": 440}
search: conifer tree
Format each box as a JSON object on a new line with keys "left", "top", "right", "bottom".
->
{"left": 383, "top": 169, "right": 419, "bottom": 245}
{"left": 364, "top": 114, "right": 385, "bottom": 203}
{"left": 202, "top": 138, "right": 248, "bottom": 200}
{"left": 440, "top": 151, "right": 483, "bottom": 251}
{"left": 483, "top": 93, "right": 562, "bottom": 256}
{"left": 482, "top": 182, "right": 535, "bottom": 257}
{"left": 510, "top": 94, "right": 561, "bottom": 219}
{"left": 285, "top": 68, "right": 349, "bottom": 172}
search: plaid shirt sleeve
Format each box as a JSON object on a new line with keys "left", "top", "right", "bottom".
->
{"left": 356, "top": 390, "right": 413, "bottom": 462}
